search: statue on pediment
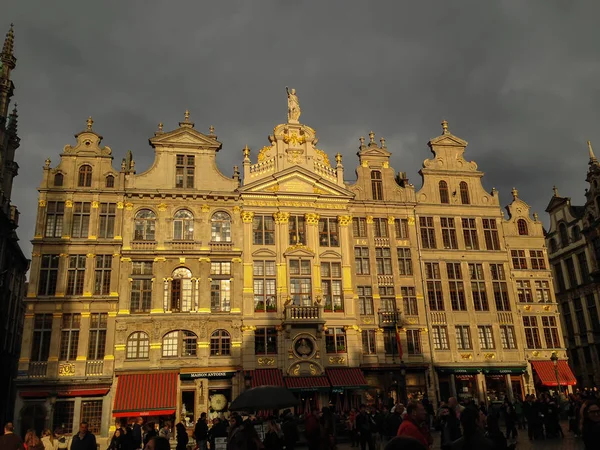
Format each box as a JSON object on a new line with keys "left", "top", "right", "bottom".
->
{"left": 286, "top": 87, "right": 301, "bottom": 123}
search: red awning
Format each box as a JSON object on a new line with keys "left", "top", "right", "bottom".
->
{"left": 326, "top": 368, "right": 368, "bottom": 389}
{"left": 113, "top": 372, "right": 178, "bottom": 417}
{"left": 20, "top": 386, "right": 110, "bottom": 398}
{"left": 531, "top": 360, "right": 577, "bottom": 386}
{"left": 252, "top": 369, "right": 284, "bottom": 387}
{"left": 285, "top": 376, "right": 330, "bottom": 391}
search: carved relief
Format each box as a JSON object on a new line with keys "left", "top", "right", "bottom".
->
{"left": 258, "top": 357, "right": 275, "bottom": 366}
{"left": 328, "top": 356, "right": 346, "bottom": 365}
{"left": 273, "top": 212, "right": 290, "bottom": 224}
{"left": 58, "top": 363, "right": 75, "bottom": 376}
{"left": 305, "top": 213, "right": 320, "bottom": 225}
{"left": 337, "top": 215, "right": 352, "bottom": 227}
{"left": 241, "top": 211, "right": 255, "bottom": 223}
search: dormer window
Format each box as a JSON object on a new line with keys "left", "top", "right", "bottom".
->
{"left": 459, "top": 181, "right": 470, "bottom": 205}
{"left": 559, "top": 223, "right": 569, "bottom": 247}
{"left": 439, "top": 181, "right": 449, "bottom": 204}
{"left": 517, "top": 219, "right": 528, "bottom": 236}
{"left": 371, "top": 171, "right": 383, "bottom": 200}
{"left": 105, "top": 174, "right": 115, "bottom": 188}
{"left": 54, "top": 173, "right": 64, "bottom": 187}
{"left": 176, "top": 155, "right": 195, "bottom": 188}
{"left": 78, "top": 165, "right": 92, "bottom": 187}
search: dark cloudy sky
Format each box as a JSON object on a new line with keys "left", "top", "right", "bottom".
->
{"left": 5, "top": 1, "right": 600, "bottom": 263}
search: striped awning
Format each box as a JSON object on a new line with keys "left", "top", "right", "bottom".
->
{"left": 285, "top": 376, "right": 330, "bottom": 391}
{"left": 326, "top": 368, "right": 368, "bottom": 389}
{"left": 252, "top": 369, "right": 284, "bottom": 387}
{"left": 113, "top": 372, "right": 178, "bottom": 417}
{"left": 531, "top": 360, "right": 577, "bottom": 386}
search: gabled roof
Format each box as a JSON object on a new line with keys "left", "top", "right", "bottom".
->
{"left": 545, "top": 196, "right": 569, "bottom": 213}
{"left": 149, "top": 126, "right": 222, "bottom": 151}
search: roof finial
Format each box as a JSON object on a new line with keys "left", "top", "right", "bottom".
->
{"left": 158, "top": 122, "right": 163, "bottom": 132}
{"left": 369, "top": 131, "right": 375, "bottom": 144}
{"left": 441, "top": 120, "right": 449, "bottom": 135}
{"left": 209, "top": 125, "right": 215, "bottom": 135}
{"left": 553, "top": 185, "right": 559, "bottom": 197}
{"left": 533, "top": 212, "right": 539, "bottom": 222}
{"left": 184, "top": 110, "right": 190, "bottom": 122}
{"left": 1, "top": 23, "right": 15, "bottom": 59}
{"left": 588, "top": 140, "right": 597, "bottom": 162}
{"left": 380, "top": 137, "right": 386, "bottom": 148}
{"left": 44, "top": 158, "right": 51, "bottom": 169}
{"left": 335, "top": 153, "right": 342, "bottom": 166}
{"left": 86, "top": 116, "right": 93, "bottom": 130}
{"left": 359, "top": 136, "right": 365, "bottom": 147}
{"left": 511, "top": 187, "right": 518, "bottom": 200}
{"left": 242, "top": 145, "right": 250, "bottom": 160}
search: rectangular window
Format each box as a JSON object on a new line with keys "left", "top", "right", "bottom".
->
{"left": 80, "top": 400, "right": 103, "bottom": 435}
{"left": 175, "top": 154, "right": 195, "bottom": 188}
{"left": 516, "top": 280, "right": 533, "bottom": 303}
{"left": 38, "top": 254, "right": 60, "bottom": 296}
{"left": 375, "top": 247, "right": 392, "bottom": 275}
{"left": 394, "top": 218, "right": 409, "bottom": 239}
{"left": 371, "top": 171, "right": 383, "bottom": 200}
{"left": 432, "top": 326, "right": 449, "bottom": 350}
{"left": 530, "top": 250, "right": 546, "bottom": 270}
{"left": 290, "top": 259, "right": 311, "bottom": 306}
{"left": 289, "top": 216, "right": 306, "bottom": 245}
{"left": 379, "top": 286, "right": 396, "bottom": 312}
{"left": 325, "top": 328, "right": 346, "bottom": 353}
{"left": 66, "top": 255, "right": 86, "bottom": 296}
{"left": 130, "top": 280, "right": 152, "bottom": 313}
{"left": 407, "top": 329, "right": 422, "bottom": 355}
{"left": 500, "top": 325, "right": 517, "bottom": 350}
{"left": 45, "top": 201, "right": 65, "bottom": 237}
{"left": 94, "top": 255, "right": 112, "bottom": 295}
{"left": 397, "top": 248, "right": 413, "bottom": 275}
{"left": 210, "top": 261, "right": 232, "bottom": 313}
{"left": 490, "top": 264, "right": 510, "bottom": 311}
{"left": 447, "top": 262, "right": 466, "bottom": 311}
{"left": 574, "top": 297, "right": 587, "bottom": 334}
{"left": 354, "top": 247, "right": 370, "bottom": 275}
{"left": 523, "top": 316, "right": 542, "bottom": 349}
{"left": 352, "top": 217, "right": 367, "bottom": 237}
{"left": 469, "top": 263, "right": 488, "bottom": 311}
{"left": 563, "top": 310, "right": 575, "bottom": 341}
{"left": 477, "top": 325, "right": 495, "bottom": 350}
{"left": 253, "top": 261, "right": 276, "bottom": 312}
{"left": 53, "top": 401, "right": 75, "bottom": 434}
{"left": 358, "top": 286, "right": 374, "bottom": 315}
{"left": 578, "top": 252, "right": 590, "bottom": 283}
{"left": 254, "top": 327, "right": 277, "bottom": 355}
{"left": 401, "top": 287, "right": 418, "bottom": 316}
{"left": 31, "top": 314, "right": 53, "bottom": 361}
{"left": 87, "top": 313, "right": 108, "bottom": 360}
{"left": 535, "top": 280, "right": 552, "bottom": 303}
{"left": 362, "top": 330, "right": 376, "bottom": 355}
{"left": 565, "top": 257, "right": 578, "bottom": 288}
{"left": 587, "top": 294, "right": 600, "bottom": 332}
{"left": 71, "top": 202, "right": 91, "bottom": 238}
{"left": 132, "top": 260, "right": 153, "bottom": 275}
{"left": 461, "top": 218, "right": 479, "bottom": 250}
{"left": 441, "top": 217, "right": 458, "bottom": 249}
{"left": 511, "top": 250, "right": 528, "bottom": 269}
{"left": 252, "top": 215, "right": 275, "bottom": 245}
{"left": 455, "top": 325, "right": 472, "bottom": 350}
{"left": 420, "top": 216, "right": 436, "bottom": 249}
{"left": 482, "top": 218, "right": 501, "bottom": 250}
{"left": 383, "top": 329, "right": 399, "bottom": 355}
{"left": 542, "top": 316, "right": 561, "bottom": 348}
{"left": 425, "top": 262, "right": 444, "bottom": 311}
{"left": 59, "top": 313, "right": 81, "bottom": 361}
{"left": 553, "top": 263, "right": 566, "bottom": 292}
{"left": 319, "top": 218, "right": 339, "bottom": 247}
{"left": 373, "top": 218, "right": 389, "bottom": 238}
{"left": 98, "top": 203, "right": 116, "bottom": 239}
{"left": 322, "top": 262, "right": 343, "bottom": 311}
{"left": 210, "top": 261, "right": 231, "bottom": 275}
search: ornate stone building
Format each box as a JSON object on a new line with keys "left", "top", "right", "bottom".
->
{"left": 545, "top": 142, "right": 600, "bottom": 387}
{"left": 14, "top": 90, "right": 572, "bottom": 441}
{"left": 0, "top": 24, "right": 30, "bottom": 427}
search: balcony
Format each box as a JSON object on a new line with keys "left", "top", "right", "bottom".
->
{"left": 28, "top": 361, "right": 48, "bottom": 378}
{"left": 283, "top": 304, "right": 325, "bottom": 327}
{"left": 377, "top": 275, "right": 395, "bottom": 286}
{"left": 131, "top": 241, "right": 157, "bottom": 251}
{"left": 210, "top": 241, "right": 234, "bottom": 252}
{"left": 378, "top": 310, "right": 402, "bottom": 328}
{"left": 85, "top": 360, "right": 104, "bottom": 376}
{"left": 374, "top": 237, "right": 390, "bottom": 247}
{"left": 169, "top": 240, "right": 198, "bottom": 251}
{"left": 497, "top": 312, "right": 514, "bottom": 324}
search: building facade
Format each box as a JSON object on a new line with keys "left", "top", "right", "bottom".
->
{"left": 15, "top": 91, "right": 573, "bottom": 441}
{"left": 0, "top": 24, "right": 30, "bottom": 427}
{"left": 546, "top": 142, "right": 600, "bottom": 387}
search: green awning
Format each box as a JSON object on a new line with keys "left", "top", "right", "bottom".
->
{"left": 482, "top": 367, "right": 527, "bottom": 375}
{"left": 436, "top": 367, "right": 481, "bottom": 375}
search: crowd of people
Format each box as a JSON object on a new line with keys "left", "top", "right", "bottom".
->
{"left": 2, "top": 390, "right": 600, "bottom": 450}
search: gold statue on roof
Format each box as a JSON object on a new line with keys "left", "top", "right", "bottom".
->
{"left": 286, "top": 87, "right": 301, "bottom": 123}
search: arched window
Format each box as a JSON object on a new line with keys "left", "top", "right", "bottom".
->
{"left": 105, "top": 174, "right": 115, "bottom": 188}
{"left": 549, "top": 238, "right": 557, "bottom": 253}
{"left": 134, "top": 209, "right": 156, "bottom": 241}
{"left": 210, "top": 329, "right": 231, "bottom": 356}
{"left": 517, "top": 219, "right": 528, "bottom": 236}
{"left": 54, "top": 173, "right": 64, "bottom": 187}
{"left": 371, "top": 170, "right": 383, "bottom": 200}
{"left": 211, "top": 212, "right": 231, "bottom": 242}
{"left": 126, "top": 331, "right": 149, "bottom": 359}
{"left": 559, "top": 223, "right": 569, "bottom": 247}
{"left": 459, "top": 181, "right": 470, "bottom": 205}
{"left": 78, "top": 165, "right": 92, "bottom": 187}
{"left": 439, "top": 181, "right": 449, "bottom": 204}
{"left": 174, "top": 210, "right": 194, "bottom": 240}
{"left": 162, "top": 330, "right": 197, "bottom": 357}
{"left": 171, "top": 267, "right": 193, "bottom": 312}
{"left": 572, "top": 226, "right": 581, "bottom": 242}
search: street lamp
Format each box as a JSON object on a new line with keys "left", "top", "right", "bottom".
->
{"left": 550, "top": 352, "right": 560, "bottom": 396}
{"left": 399, "top": 360, "right": 408, "bottom": 405}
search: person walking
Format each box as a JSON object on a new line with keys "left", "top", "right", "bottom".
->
{"left": 450, "top": 408, "right": 494, "bottom": 450}
{"left": 396, "top": 402, "right": 429, "bottom": 449}
{"left": 41, "top": 429, "right": 58, "bottom": 450}
{"left": 132, "top": 418, "right": 143, "bottom": 450}
{"left": 438, "top": 405, "right": 461, "bottom": 450}
{"left": 175, "top": 422, "right": 188, "bottom": 450}
{"left": 355, "top": 404, "right": 375, "bottom": 450}
{"left": 193, "top": 413, "right": 208, "bottom": 450}
{"left": 70, "top": 422, "right": 97, "bottom": 450}
{"left": 0, "top": 422, "right": 24, "bottom": 450}
{"left": 263, "top": 419, "right": 283, "bottom": 450}
{"left": 24, "top": 429, "right": 45, "bottom": 450}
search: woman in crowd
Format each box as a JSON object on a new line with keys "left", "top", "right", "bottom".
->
{"left": 107, "top": 428, "right": 122, "bottom": 450}
{"left": 582, "top": 400, "right": 600, "bottom": 450}
{"left": 24, "top": 429, "right": 45, "bottom": 450}
{"left": 41, "top": 429, "right": 58, "bottom": 450}
{"left": 175, "top": 422, "right": 188, "bottom": 450}
{"left": 263, "top": 419, "right": 283, "bottom": 450}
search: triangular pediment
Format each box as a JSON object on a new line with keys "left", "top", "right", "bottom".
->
{"left": 429, "top": 133, "right": 468, "bottom": 147}
{"left": 252, "top": 249, "right": 277, "bottom": 257}
{"left": 240, "top": 166, "right": 354, "bottom": 198}
{"left": 359, "top": 147, "right": 391, "bottom": 158}
{"left": 149, "top": 127, "right": 222, "bottom": 151}
{"left": 544, "top": 196, "right": 568, "bottom": 213}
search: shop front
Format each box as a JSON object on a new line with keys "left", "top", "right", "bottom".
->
{"left": 435, "top": 367, "right": 482, "bottom": 404}
{"left": 482, "top": 367, "right": 527, "bottom": 403}
{"left": 325, "top": 368, "right": 367, "bottom": 413}
{"left": 361, "top": 364, "right": 430, "bottom": 408}
{"left": 284, "top": 376, "right": 331, "bottom": 415}
{"left": 530, "top": 360, "right": 577, "bottom": 395}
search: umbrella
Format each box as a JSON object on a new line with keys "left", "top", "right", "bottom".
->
{"left": 229, "top": 386, "right": 299, "bottom": 412}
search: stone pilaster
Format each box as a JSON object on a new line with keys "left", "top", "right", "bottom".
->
{"left": 274, "top": 212, "right": 290, "bottom": 303}
{"left": 338, "top": 215, "right": 354, "bottom": 315}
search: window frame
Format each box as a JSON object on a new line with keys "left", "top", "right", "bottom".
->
{"left": 45, "top": 201, "right": 65, "bottom": 238}
{"left": 254, "top": 327, "right": 278, "bottom": 355}
{"left": 175, "top": 154, "right": 195, "bottom": 189}
{"left": 321, "top": 261, "right": 343, "bottom": 312}
{"left": 210, "top": 329, "right": 231, "bottom": 356}
{"left": 126, "top": 331, "right": 149, "bottom": 359}
{"left": 318, "top": 218, "right": 339, "bottom": 247}
{"left": 134, "top": 209, "right": 157, "bottom": 241}
{"left": 59, "top": 313, "right": 81, "bottom": 361}
{"left": 371, "top": 170, "right": 383, "bottom": 200}
{"left": 253, "top": 260, "right": 276, "bottom": 312}
{"left": 211, "top": 212, "right": 232, "bottom": 243}
{"left": 441, "top": 217, "right": 458, "bottom": 250}
{"left": 253, "top": 215, "right": 275, "bottom": 245}
{"left": 325, "top": 328, "right": 347, "bottom": 354}
{"left": 78, "top": 165, "right": 92, "bottom": 187}
{"left": 173, "top": 209, "right": 194, "bottom": 241}
{"left": 459, "top": 181, "right": 470, "bottom": 205}
{"left": 439, "top": 180, "right": 449, "bottom": 204}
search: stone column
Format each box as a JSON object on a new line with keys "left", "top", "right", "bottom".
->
{"left": 241, "top": 211, "right": 255, "bottom": 317}
{"left": 231, "top": 257, "right": 243, "bottom": 314}
{"left": 338, "top": 215, "right": 354, "bottom": 315}
{"left": 198, "top": 257, "right": 211, "bottom": 313}
{"left": 449, "top": 374, "right": 457, "bottom": 398}
{"left": 103, "top": 312, "right": 117, "bottom": 375}
{"left": 34, "top": 199, "right": 47, "bottom": 238}
{"left": 55, "top": 253, "right": 70, "bottom": 298}
{"left": 48, "top": 312, "right": 63, "bottom": 379}
{"left": 89, "top": 200, "right": 100, "bottom": 240}
{"left": 506, "top": 374, "right": 514, "bottom": 402}
{"left": 75, "top": 312, "right": 91, "bottom": 376}
{"left": 84, "top": 253, "right": 95, "bottom": 298}
{"left": 19, "top": 313, "right": 35, "bottom": 373}
{"left": 114, "top": 201, "right": 125, "bottom": 242}
{"left": 274, "top": 212, "right": 290, "bottom": 303}
{"left": 477, "top": 373, "right": 487, "bottom": 405}
{"left": 152, "top": 257, "right": 166, "bottom": 314}
{"left": 305, "top": 213, "right": 321, "bottom": 302}
{"left": 118, "top": 258, "right": 132, "bottom": 314}
{"left": 62, "top": 199, "right": 74, "bottom": 238}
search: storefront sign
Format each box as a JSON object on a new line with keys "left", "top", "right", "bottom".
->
{"left": 436, "top": 368, "right": 481, "bottom": 375}
{"left": 483, "top": 367, "right": 526, "bottom": 375}
{"left": 180, "top": 371, "right": 235, "bottom": 380}
{"left": 331, "top": 388, "right": 344, "bottom": 394}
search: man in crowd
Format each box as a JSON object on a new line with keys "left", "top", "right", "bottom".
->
{"left": 0, "top": 422, "right": 24, "bottom": 450}
{"left": 356, "top": 403, "right": 376, "bottom": 450}
{"left": 397, "top": 402, "right": 429, "bottom": 448}
{"left": 70, "top": 421, "right": 97, "bottom": 450}
{"left": 194, "top": 412, "right": 209, "bottom": 450}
